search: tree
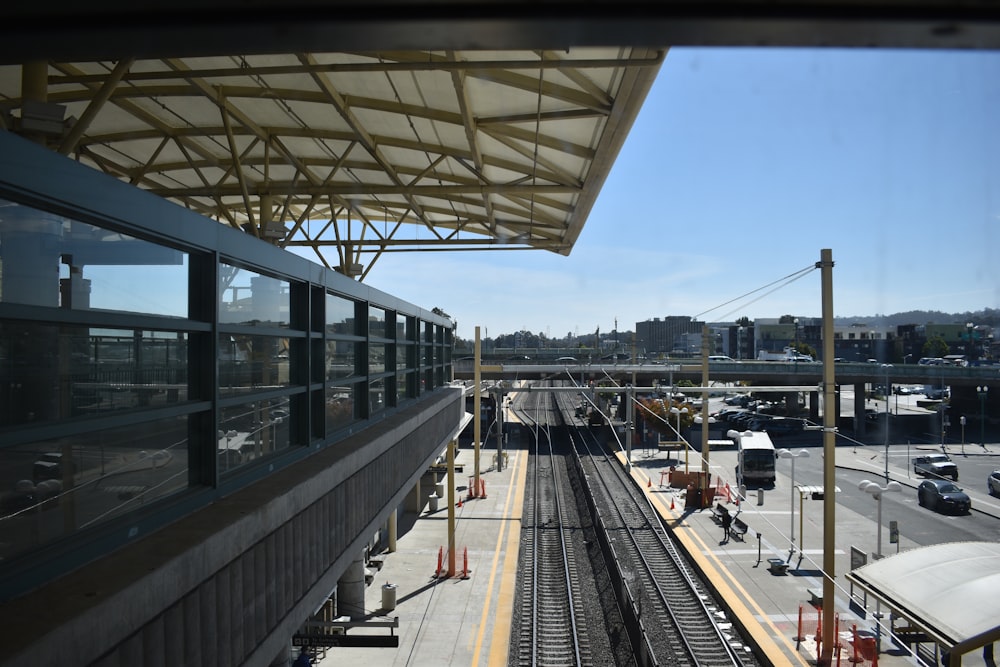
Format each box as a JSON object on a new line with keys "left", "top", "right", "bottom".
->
{"left": 635, "top": 397, "right": 695, "bottom": 438}
{"left": 923, "top": 335, "right": 949, "bottom": 358}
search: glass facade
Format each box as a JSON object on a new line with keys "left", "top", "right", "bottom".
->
{"left": 0, "top": 190, "right": 454, "bottom": 597}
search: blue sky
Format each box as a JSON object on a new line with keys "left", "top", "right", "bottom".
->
{"left": 365, "top": 47, "right": 1000, "bottom": 341}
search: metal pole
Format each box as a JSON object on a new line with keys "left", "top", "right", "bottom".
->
{"left": 884, "top": 365, "right": 890, "bottom": 481}
{"left": 474, "top": 327, "right": 481, "bottom": 488}
{"left": 790, "top": 457, "right": 796, "bottom": 544}
{"left": 820, "top": 248, "right": 837, "bottom": 665}
{"left": 701, "top": 324, "right": 711, "bottom": 492}
{"left": 495, "top": 386, "right": 504, "bottom": 472}
{"left": 625, "top": 384, "right": 634, "bottom": 472}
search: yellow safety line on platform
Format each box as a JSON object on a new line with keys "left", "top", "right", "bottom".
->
{"left": 467, "top": 449, "right": 525, "bottom": 667}
{"left": 622, "top": 453, "right": 807, "bottom": 667}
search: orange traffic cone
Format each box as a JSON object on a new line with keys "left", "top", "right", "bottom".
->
{"left": 670, "top": 496, "right": 675, "bottom": 510}
{"left": 457, "top": 497, "right": 463, "bottom": 508}
{"left": 647, "top": 478, "right": 652, "bottom": 488}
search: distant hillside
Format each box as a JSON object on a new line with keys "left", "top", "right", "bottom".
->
{"left": 834, "top": 308, "right": 1000, "bottom": 327}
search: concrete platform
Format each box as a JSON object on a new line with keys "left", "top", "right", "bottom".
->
{"left": 308, "top": 439, "right": 1000, "bottom": 667}
{"left": 312, "top": 445, "right": 524, "bottom": 667}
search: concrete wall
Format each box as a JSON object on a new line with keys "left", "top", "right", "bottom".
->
{"left": 0, "top": 387, "right": 465, "bottom": 667}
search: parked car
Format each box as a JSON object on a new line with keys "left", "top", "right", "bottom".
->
{"left": 913, "top": 453, "right": 959, "bottom": 481}
{"left": 923, "top": 387, "right": 950, "bottom": 400}
{"left": 988, "top": 470, "right": 1000, "bottom": 497}
{"left": 917, "top": 479, "right": 971, "bottom": 514}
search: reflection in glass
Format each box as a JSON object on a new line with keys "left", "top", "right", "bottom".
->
{"left": 369, "top": 377, "right": 386, "bottom": 414}
{"left": 0, "top": 198, "right": 188, "bottom": 315}
{"left": 326, "top": 341, "right": 357, "bottom": 380}
{"left": 218, "top": 334, "right": 291, "bottom": 396}
{"left": 369, "top": 342, "right": 386, "bottom": 374}
{"left": 369, "top": 306, "right": 387, "bottom": 339}
{"left": 0, "top": 322, "right": 188, "bottom": 427}
{"left": 326, "top": 385, "right": 355, "bottom": 432}
{"left": 0, "top": 416, "right": 190, "bottom": 564}
{"left": 218, "top": 399, "right": 291, "bottom": 474}
{"left": 218, "top": 264, "right": 289, "bottom": 327}
{"left": 397, "top": 344, "right": 410, "bottom": 371}
{"left": 326, "top": 293, "right": 356, "bottom": 335}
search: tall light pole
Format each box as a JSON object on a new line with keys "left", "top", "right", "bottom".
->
{"left": 881, "top": 363, "right": 892, "bottom": 480}
{"left": 671, "top": 405, "right": 689, "bottom": 471}
{"left": 777, "top": 448, "right": 810, "bottom": 554}
{"left": 978, "top": 385, "right": 989, "bottom": 448}
{"left": 858, "top": 479, "right": 902, "bottom": 654}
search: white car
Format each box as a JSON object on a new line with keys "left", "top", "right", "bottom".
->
{"left": 988, "top": 470, "right": 1000, "bottom": 497}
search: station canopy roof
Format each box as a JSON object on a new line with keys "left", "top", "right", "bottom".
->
{"left": 846, "top": 541, "right": 1000, "bottom": 656}
{"left": 0, "top": 49, "right": 662, "bottom": 278}
{"left": 4, "top": 3, "right": 1000, "bottom": 280}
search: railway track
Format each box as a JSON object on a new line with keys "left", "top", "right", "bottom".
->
{"left": 506, "top": 382, "right": 762, "bottom": 666}
{"left": 564, "top": 386, "right": 759, "bottom": 667}
{"left": 512, "top": 389, "right": 593, "bottom": 666}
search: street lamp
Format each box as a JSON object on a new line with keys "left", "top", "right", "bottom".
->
{"left": 903, "top": 354, "right": 912, "bottom": 365}
{"left": 858, "top": 479, "right": 902, "bottom": 654}
{"left": 978, "top": 385, "right": 989, "bottom": 448}
{"left": 777, "top": 448, "right": 810, "bottom": 554}
{"left": 880, "top": 364, "right": 892, "bottom": 480}
{"left": 670, "top": 406, "right": 689, "bottom": 471}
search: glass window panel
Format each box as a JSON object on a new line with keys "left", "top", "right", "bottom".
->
{"left": 218, "top": 398, "right": 291, "bottom": 474}
{"left": 396, "top": 344, "right": 411, "bottom": 370}
{"left": 368, "top": 377, "right": 386, "bottom": 414}
{"left": 218, "top": 264, "right": 290, "bottom": 327}
{"left": 326, "top": 294, "right": 356, "bottom": 335}
{"left": 219, "top": 334, "right": 291, "bottom": 397}
{"left": 326, "top": 340, "right": 357, "bottom": 380}
{"left": 395, "top": 316, "right": 406, "bottom": 341}
{"left": 396, "top": 372, "right": 414, "bottom": 402}
{"left": 369, "top": 306, "right": 386, "bottom": 339}
{"left": 0, "top": 322, "right": 188, "bottom": 427}
{"left": 369, "top": 342, "right": 386, "bottom": 374}
{"left": 0, "top": 199, "right": 189, "bottom": 316}
{"left": 325, "top": 385, "right": 356, "bottom": 432}
{"left": 0, "top": 416, "right": 190, "bottom": 563}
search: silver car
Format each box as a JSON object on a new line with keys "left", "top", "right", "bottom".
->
{"left": 988, "top": 470, "right": 1000, "bottom": 497}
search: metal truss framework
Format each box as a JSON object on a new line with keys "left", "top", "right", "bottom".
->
{"left": 0, "top": 50, "right": 662, "bottom": 278}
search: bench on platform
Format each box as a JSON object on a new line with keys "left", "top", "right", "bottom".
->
{"left": 808, "top": 588, "right": 823, "bottom": 606}
{"left": 767, "top": 558, "right": 789, "bottom": 575}
{"left": 710, "top": 503, "right": 730, "bottom": 524}
{"left": 729, "top": 517, "right": 749, "bottom": 541}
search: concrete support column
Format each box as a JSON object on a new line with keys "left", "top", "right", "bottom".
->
{"left": 336, "top": 557, "right": 366, "bottom": 620}
{"left": 809, "top": 391, "right": 820, "bottom": 422}
{"left": 406, "top": 477, "right": 422, "bottom": 513}
{"left": 784, "top": 391, "right": 798, "bottom": 415}
{"left": 854, "top": 381, "right": 868, "bottom": 436}
{"left": 387, "top": 507, "right": 397, "bottom": 553}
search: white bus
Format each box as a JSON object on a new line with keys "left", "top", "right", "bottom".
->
{"left": 734, "top": 430, "right": 776, "bottom": 485}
